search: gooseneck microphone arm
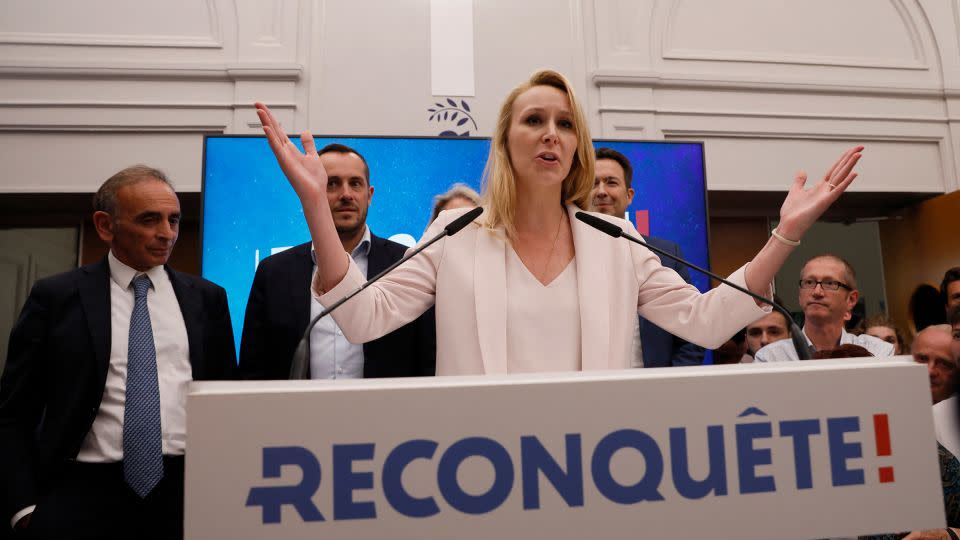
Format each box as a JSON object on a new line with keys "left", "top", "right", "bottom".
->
{"left": 574, "top": 211, "right": 813, "bottom": 361}
{"left": 289, "top": 206, "right": 485, "bottom": 379}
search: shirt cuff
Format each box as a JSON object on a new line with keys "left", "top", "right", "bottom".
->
{"left": 11, "top": 505, "right": 35, "bottom": 529}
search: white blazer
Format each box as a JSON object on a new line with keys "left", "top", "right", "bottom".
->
{"left": 317, "top": 205, "right": 769, "bottom": 375}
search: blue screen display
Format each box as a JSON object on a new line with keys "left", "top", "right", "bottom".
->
{"left": 201, "top": 136, "right": 709, "bottom": 350}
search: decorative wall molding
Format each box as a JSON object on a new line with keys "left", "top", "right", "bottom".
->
{"left": 0, "top": 62, "right": 302, "bottom": 81}
{"left": 251, "top": 1, "right": 283, "bottom": 47}
{"left": 0, "top": 31, "right": 222, "bottom": 49}
{"left": 0, "top": 102, "right": 295, "bottom": 132}
{"left": 0, "top": 0, "right": 222, "bottom": 49}
{"left": 659, "top": 128, "right": 945, "bottom": 143}
{"left": 660, "top": 49, "right": 929, "bottom": 70}
{"left": 661, "top": 0, "right": 928, "bottom": 70}
{"left": 598, "top": 106, "right": 953, "bottom": 124}
{"left": 0, "top": 124, "right": 230, "bottom": 133}
{"left": 592, "top": 70, "right": 958, "bottom": 98}
{"left": 0, "top": 101, "right": 296, "bottom": 110}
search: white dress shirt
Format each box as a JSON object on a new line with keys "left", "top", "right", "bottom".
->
{"left": 753, "top": 326, "right": 894, "bottom": 362}
{"left": 76, "top": 251, "right": 192, "bottom": 461}
{"left": 309, "top": 226, "right": 371, "bottom": 379}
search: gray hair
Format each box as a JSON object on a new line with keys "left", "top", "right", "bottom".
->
{"left": 93, "top": 165, "right": 174, "bottom": 215}
{"left": 430, "top": 183, "right": 481, "bottom": 224}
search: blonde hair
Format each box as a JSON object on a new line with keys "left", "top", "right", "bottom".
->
{"left": 480, "top": 69, "right": 595, "bottom": 237}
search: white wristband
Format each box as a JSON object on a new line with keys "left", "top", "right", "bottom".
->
{"left": 771, "top": 228, "right": 800, "bottom": 246}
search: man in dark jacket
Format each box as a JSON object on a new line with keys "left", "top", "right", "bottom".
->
{"left": 239, "top": 143, "right": 436, "bottom": 380}
{"left": 0, "top": 166, "right": 237, "bottom": 538}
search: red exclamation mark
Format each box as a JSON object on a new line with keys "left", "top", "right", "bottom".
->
{"left": 634, "top": 210, "right": 649, "bottom": 236}
{"left": 874, "top": 414, "right": 895, "bottom": 483}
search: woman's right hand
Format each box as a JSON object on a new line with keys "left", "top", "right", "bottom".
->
{"left": 255, "top": 102, "right": 327, "bottom": 206}
{"left": 255, "top": 102, "right": 350, "bottom": 290}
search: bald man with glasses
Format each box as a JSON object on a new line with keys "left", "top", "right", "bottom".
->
{"left": 755, "top": 254, "right": 894, "bottom": 362}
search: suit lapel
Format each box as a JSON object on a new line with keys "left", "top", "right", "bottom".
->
{"left": 366, "top": 234, "right": 388, "bottom": 277}
{"left": 569, "top": 205, "right": 611, "bottom": 370}
{"left": 167, "top": 267, "right": 204, "bottom": 376}
{"left": 289, "top": 243, "right": 315, "bottom": 337}
{"left": 474, "top": 225, "right": 508, "bottom": 374}
{"left": 78, "top": 258, "right": 112, "bottom": 385}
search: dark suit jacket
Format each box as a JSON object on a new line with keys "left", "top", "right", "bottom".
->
{"left": 0, "top": 257, "right": 237, "bottom": 523}
{"left": 238, "top": 235, "right": 437, "bottom": 380}
{"left": 639, "top": 236, "right": 705, "bottom": 367}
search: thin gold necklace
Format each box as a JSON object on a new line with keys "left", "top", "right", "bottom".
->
{"left": 538, "top": 210, "right": 565, "bottom": 283}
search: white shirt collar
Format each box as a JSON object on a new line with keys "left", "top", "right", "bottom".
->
{"left": 107, "top": 250, "right": 166, "bottom": 291}
{"left": 800, "top": 325, "right": 854, "bottom": 350}
{"left": 311, "top": 225, "right": 372, "bottom": 264}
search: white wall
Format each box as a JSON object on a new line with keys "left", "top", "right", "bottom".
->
{"left": 0, "top": 0, "right": 308, "bottom": 192}
{"left": 1, "top": 0, "right": 958, "bottom": 195}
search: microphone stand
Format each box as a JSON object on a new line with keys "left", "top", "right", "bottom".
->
{"left": 574, "top": 211, "right": 813, "bottom": 360}
{"left": 289, "top": 206, "right": 484, "bottom": 379}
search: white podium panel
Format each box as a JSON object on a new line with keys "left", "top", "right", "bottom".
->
{"left": 185, "top": 359, "right": 944, "bottom": 539}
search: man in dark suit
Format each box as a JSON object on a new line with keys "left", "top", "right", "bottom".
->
{"left": 591, "top": 147, "right": 705, "bottom": 367}
{"left": 0, "top": 166, "right": 237, "bottom": 539}
{"left": 239, "top": 143, "right": 435, "bottom": 380}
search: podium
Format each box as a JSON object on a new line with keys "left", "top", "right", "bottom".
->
{"left": 185, "top": 358, "right": 944, "bottom": 539}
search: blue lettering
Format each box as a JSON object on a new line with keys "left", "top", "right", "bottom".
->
{"left": 246, "top": 446, "right": 325, "bottom": 523}
{"left": 670, "top": 426, "right": 727, "bottom": 499}
{"left": 591, "top": 429, "right": 664, "bottom": 504}
{"left": 736, "top": 422, "right": 775, "bottom": 494}
{"left": 779, "top": 419, "right": 820, "bottom": 489}
{"left": 827, "top": 417, "right": 864, "bottom": 486}
{"left": 437, "top": 437, "right": 514, "bottom": 514}
{"left": 333, "top": 443, "right": 377, "bottom": 520}
{"left": 382, "top": 439, "right": 440, "bottom": 518}
{"left": 520, "top": 434, "right": 584, "bottom": 509}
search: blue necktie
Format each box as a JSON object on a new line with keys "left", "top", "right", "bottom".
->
{"left": 123, "top": 274, "right": 164, "bottom": 498}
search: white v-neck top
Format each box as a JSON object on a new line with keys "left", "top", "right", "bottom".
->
{"left": 504, "top": 247, "right": 581, "bottom": 373}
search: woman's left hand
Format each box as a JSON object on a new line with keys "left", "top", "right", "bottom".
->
{"left": 776, "top": 145, "right": 863, "bottom": 240}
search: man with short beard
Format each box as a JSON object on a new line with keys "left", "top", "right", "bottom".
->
{"left": 754, "top": 254, "right": 893, "bottom": 362}
{"left": 240, "top": 143, "right": 436, "bottom": 380}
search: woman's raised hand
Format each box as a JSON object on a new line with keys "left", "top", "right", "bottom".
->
{"left": 255, "top": 102, "right": 350, "bottom": 288}
{"left": 255, "top": 102, "right": 327, "bottom": 205}
{"left": 776, "top": 145, "right": 863, "bottom": 240}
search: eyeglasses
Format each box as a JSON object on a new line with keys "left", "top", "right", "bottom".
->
{"left": 798, "top": 279, "right": 852, "bottom": 291}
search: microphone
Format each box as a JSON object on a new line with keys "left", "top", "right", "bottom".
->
{"left": 289, "top": 206, "right": 484, "bottom": 379}
{"left": 574, "top": 211, "right": 813, "bottom": 361}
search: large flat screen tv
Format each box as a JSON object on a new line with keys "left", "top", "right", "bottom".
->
{"left": 201, "top": 136, "right": 709, "bottom": 350}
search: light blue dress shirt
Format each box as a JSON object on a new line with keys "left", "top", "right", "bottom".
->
{"left": 753, "top": 326, "right": 895, "bottom": 362}
{"left": 308, "top": 226, "right": 371, "bottom": 379}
